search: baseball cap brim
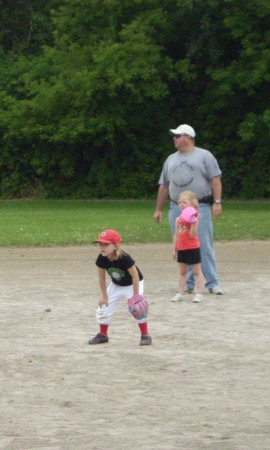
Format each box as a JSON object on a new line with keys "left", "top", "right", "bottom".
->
{"left": 93, "top": 238, "right": 114, "bottom": 244}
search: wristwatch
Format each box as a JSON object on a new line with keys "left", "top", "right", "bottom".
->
{"left": 214, "top": 200, "right": 222, "bottom": 204}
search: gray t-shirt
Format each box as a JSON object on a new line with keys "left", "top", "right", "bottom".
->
{"left": 158, "top": 147, "right": 222, "bottom": 202}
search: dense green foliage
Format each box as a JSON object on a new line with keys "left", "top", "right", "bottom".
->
{"left": 0, "top": 0, "right": 269, "bottom": 199}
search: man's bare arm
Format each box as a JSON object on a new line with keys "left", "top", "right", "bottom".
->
{"left": 153, "top": 184, "right": 169, "bottom": 222}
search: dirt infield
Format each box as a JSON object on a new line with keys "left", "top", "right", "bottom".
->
{"left": 1, "top": 241, "right": 270, "bottom": 450}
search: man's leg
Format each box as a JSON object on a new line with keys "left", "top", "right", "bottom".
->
{"left": 168, "top": 201, "right": 179, "bottom": 235}
{"left": 196, "top": 204, "right": 219, "bottom": 289}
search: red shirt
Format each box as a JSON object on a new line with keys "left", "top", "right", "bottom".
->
{"left": 176, "top": 217, "right": 200, "bottom": 251}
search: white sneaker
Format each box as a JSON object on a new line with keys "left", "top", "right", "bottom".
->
{"left": 193, "top": 294, "right": 203, "bottom": 303}
{"left": 171, "top": 293, "right": 184, "bottom": 302}
{"left": 208, "top": 286, "right": 223, "bottom": 295}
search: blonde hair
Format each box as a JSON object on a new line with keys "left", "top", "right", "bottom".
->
{"left": 114, "top": 245, "right": 124, "bottom": 260}
{"left": 178, "top": 191, "right": 199, "bottom": 211}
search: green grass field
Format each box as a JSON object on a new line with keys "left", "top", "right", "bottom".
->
{"left": 0, "top": 200, "right": 269, "bottom": 247}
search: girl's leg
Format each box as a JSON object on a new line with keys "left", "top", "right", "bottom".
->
{"left": 193, "top": 263, "right": 205, "bottom": 295}
{"left": 89, "top": 282, "right": 123, "bottom": 344}
{"left": 135, "top": 281, "right": 152, "bottom": 345}
{"left": 95, "top": 282, "right": 123, "bottom": 325}
{"left": 138, "top": 320, "right": 152, "bottom": 345}
{"left": 192, "top": 263, "right": 205, "bottom": 303}
{"left": 171, "top": 262, "right": 188, "bottom": 302}
{"left": 179, "top": 263, "right": 188, "bottom": 294}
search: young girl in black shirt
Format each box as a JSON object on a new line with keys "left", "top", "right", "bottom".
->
{"left": 88, "top": 229, "right": 152, "bottom": 346}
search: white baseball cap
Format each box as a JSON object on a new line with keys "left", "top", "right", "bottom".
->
{"left": 169, "top": 124, "right": 196, "bottom": 138}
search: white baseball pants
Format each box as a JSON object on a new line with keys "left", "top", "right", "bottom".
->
{"left": 96, "top": 280, "right": 145, "bottom": 325}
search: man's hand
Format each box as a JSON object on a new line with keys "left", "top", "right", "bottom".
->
{"left": 154, "top": 184, "right": 169, "bottom": 223}
{"left": 153, "top": 210, "right": 162, "bottom": 223}
{"left": 212, "top": 203, "right": 222, "bottom": 218}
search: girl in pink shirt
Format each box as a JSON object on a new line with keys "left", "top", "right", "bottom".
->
{"left": 171, "top": 191, "right": 205, "bottom": 303}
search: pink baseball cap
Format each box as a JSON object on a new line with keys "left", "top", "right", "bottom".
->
{"left": 93, "top": 229, "right": 121, "bottom": 244}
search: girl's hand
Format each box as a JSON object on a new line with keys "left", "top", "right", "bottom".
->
{"left": 180, "top": 206, "right": 198, "bottom": 223}
{"left": 98, "top": 297, "right": 108, "bottom": 307}
{"left": 172, "top": 250, "right": 177, "bottom": 260}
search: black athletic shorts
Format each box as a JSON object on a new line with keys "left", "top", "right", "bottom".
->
{"left": 177, "top": 248, "right": 201, "bottom": 265}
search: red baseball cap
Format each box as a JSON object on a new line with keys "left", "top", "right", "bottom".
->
{"left": 93, "top": 229, "right": 121, "bottom": 244}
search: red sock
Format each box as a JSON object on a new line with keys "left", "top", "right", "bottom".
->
{"left": 100, "top": 324, "right": 109, "bottom": 336}
{"left": 138, "top": 322, "right": 148, "bottom": 335}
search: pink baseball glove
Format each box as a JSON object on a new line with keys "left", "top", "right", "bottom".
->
{"left": 180, "top": 206, "right": 198, "bottom": 223}
{"left": 128, "top": 295, "right": 148, "bottom": 320}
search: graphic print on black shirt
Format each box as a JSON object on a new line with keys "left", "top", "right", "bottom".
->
{"left": 96, "top": 252, "right": 143, "bottom": 286}
{"left": 107, "top": 267, "right": 126, "bottom": 283}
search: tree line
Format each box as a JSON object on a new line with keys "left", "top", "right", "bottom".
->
{"left": 0, "top": 0, "right": 269, "bottom": 199}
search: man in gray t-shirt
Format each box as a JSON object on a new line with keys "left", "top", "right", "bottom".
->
{"left": 153, "top": 123, "right": 223, "bottom": 296}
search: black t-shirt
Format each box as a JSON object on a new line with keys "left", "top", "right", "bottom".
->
{"left": 96, "top": 252, "right": 143, "bottom": 286}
